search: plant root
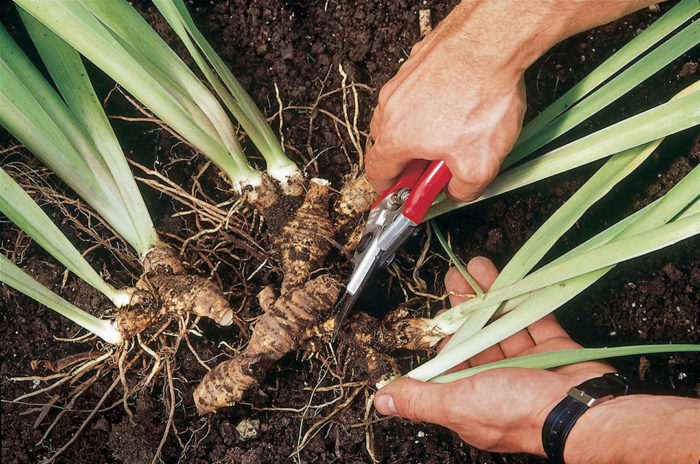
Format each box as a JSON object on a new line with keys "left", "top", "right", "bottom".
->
{"left": 249, "top": 176, "right": 336, "bottom": 290}
{"left": 29, "top": 314, "right": 194, "bottom": 463}
{"left": 333, "top": 169, "right": 377, "bottom": 251}
{"left": 116, "top": 246, "right": 233, "bottom": 337}
{"left": 303, "top": 311, "right": 400, "bottom": 386}
{"left": 194, "top": 166, "right": 381, "bottom": 413}
{"left": 193, "top": 274, "right": 342, "bottom": 414}
{"left": 276, "top": 178, "right": 334, "bottom": 291}
{"left": 380, "top": 307, "right": 446, "bottom": 351}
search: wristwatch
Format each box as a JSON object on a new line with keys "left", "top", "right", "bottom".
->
{"left": 542, "top": 373, "right": 630, "bottom": 464}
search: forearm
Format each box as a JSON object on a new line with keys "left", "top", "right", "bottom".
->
{"left": 564, "top": 395, "right": 700, "bottom": 464}
{"left": 548, "top": 0, "right": 666, "bottom": 38}
{"left": 440, "top": 0, "right": 664, "bottom": 75}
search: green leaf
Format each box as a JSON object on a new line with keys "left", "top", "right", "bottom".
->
{"left": 431, "top": 344, "right": 700, "bottom": 383}
{"left": 14, "top": 0, "right": 258, "bottom": 187}
{"left": 0, "top": 254, "right": 122, "bottom": 344}
{"left": 0, "top": 23, "right": 140, "bottom": 248}
{"left": 446, "top": 213, "right": 698, "bottom": 327}
{"left": 0, "top": 168, "right": 129, "bottom": 306}
{"left": 19, "top": 10, "right": 159, "bottom": 254}
{"left": 78, "top": 0, "right": 248, "bottom": 170}
{"left": 506, "top": 1, "right": 700, "bottom": 167}
{"left": 439, "top": 77, "right": 698, "bottom": 345}
{"left": 411, "top": 166, "right": 700, "bottom": 381}
{"left": 430, "top": 221, "right": 484, "bottom": 295}
{"left": 152, "top": 0, "right": 298, "bottom": 182}
{"left": 436, "top": 138, "right": 665, "bottom": 345}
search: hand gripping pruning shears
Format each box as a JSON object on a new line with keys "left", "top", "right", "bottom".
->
{"left": 332, "top": 159, "right": 452, "bottom": 340}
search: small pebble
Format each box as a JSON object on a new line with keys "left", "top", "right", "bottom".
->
{"left": 93, "top": 418, "right": 109, "bottom": 432}
{"left": 236, "top": 418, "right": 260, "bottom": 441}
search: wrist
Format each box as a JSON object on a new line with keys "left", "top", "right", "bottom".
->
{"left": 515, "top": 376, "right": 575, "bottom": 457}
{"left": 564, "top": 395, "right": 700, "bottom": 464}
{"left": 563, "top": 396, "right": 629, "bottom": 463}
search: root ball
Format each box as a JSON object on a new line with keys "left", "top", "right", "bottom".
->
{"left": 333, "top": 171, "right": 377, "bottom": 228}
{"left": 246, "top": 173, "right": 280, "bottom": 214}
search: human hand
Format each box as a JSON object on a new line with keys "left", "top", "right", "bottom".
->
{"left": 364, "top": 3, "right": 538, "bottom": 202}
{"left": 364, "top": 0, "right": 655, "bottom": 203}
{"left": 373, "top": 257, "right": 614, "bottom": 455}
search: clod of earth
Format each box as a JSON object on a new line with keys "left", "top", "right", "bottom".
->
{"left": 236, "top": 418, "right": 260, "bottom": 441}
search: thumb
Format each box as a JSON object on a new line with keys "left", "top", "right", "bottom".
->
{"left": 374, "top": 378, "right": 452, "bottom": 425}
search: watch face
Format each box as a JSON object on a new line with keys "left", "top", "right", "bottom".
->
{"left": 577, "top": 373, "right": 630, "bottom": 400}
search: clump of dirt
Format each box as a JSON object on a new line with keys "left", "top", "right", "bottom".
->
{"left": 108, "top": 396, "right": 160, "bottom": 464}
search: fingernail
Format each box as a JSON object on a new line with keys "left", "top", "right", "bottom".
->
{"left": 375, "top": 394, "right": 397, "bottom": 415}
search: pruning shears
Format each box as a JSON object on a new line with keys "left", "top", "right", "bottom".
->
{"left": 332, "top": 159, "right": 452, "bottom": 340}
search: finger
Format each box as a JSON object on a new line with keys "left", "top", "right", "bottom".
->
{"left": 435, "top": 342, "right": 472, "bottom": 372}
{"left": 368, "top": 103, "right": 383, "bottom": 136}
{"left": 442, "top": 258, "right": 500, "bottom": 363}
{"left": 445, "top": 256, "right": 499, "bottom": 306}
{"left": 364, "top": 140, "right": 410, "bottom": 193}
{"left": 437, "top": 266, "right": 480, "bottom": 355}
{"left": 498, "top": 329, "right": 536, "bottom": 358}
{"left": 468, "top": 344, "right": 505, "bottom": 367}
{"left": 519, "top": 337, "right": 582, "bottom": 355}
{"left": 527, "top": 314, "right": 571, "bottom": 344}
{"left": 445, "top": 175, "right": 486, "bottom": 203}
{"left": 445, "top": 266, "right": 475, "bottom": 307}
{"left": 466, "top": 256, "right": 499, "bottom": 291}
{"left": 461, "top": 256, "right": 505, "bottom": 366}
{"left": 375, "top": 379, "right": 452, "bottom": 425}
{"left": 443, "top": 152, "right": 500, "bottom": 203}
{"left": 443, "top": 358, "right": 473, "bottom": 373}
{"left": 518, "top": 338, "right": 615, "bottom": 375}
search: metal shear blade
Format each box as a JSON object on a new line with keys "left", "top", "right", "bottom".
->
{"left": 332, "top": 191, "right": 417, "bottom": 340}
{"left": 332, "top": 159, "right": 452, "bottom": 341}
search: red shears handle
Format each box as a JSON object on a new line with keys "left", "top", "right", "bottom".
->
{"left": 403, "top": 160, "right": 452, "bottom": 223}
{"left": 372, "top": 159, "right": 452, "bottom": 224}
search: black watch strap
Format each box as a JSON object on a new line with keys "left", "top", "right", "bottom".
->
{"left": 542, "top": 373, "right": 630, "bottom": 464}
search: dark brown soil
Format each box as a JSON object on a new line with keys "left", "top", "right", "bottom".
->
{"left": 1, "top": 1, "right": 698, "bottom": 463}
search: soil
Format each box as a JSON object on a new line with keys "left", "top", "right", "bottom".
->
{"left": 1, "top": 1, "right": 698, "bottom": 464}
